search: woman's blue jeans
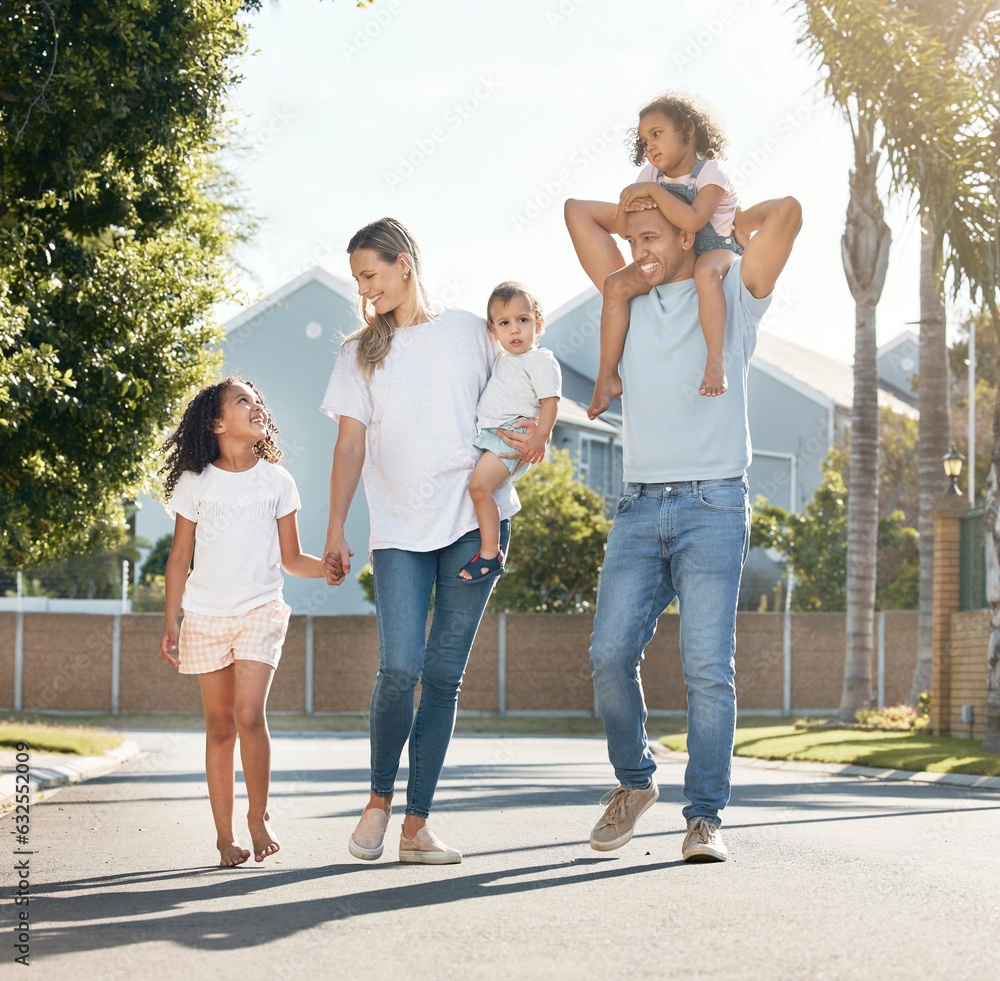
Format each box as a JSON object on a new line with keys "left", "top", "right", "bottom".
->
{"left": 589, "top": 479, "right": 749, "bottom": 825}
{"left": 369, "top": 522, "right": 509, "bottom": 817}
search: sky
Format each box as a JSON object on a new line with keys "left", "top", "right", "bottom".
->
{"left": 218, "top": 0, "right": 935, "bottom": 365}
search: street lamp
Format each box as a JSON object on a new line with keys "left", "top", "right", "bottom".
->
{"left": 942, "top": 443, "right": 965, "bottom": 495}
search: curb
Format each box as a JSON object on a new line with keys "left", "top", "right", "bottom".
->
{"left": 0, "top": 740, "right": 142, "bottom": 811}
{"left": 649, "top": 743, "right": 1000, "bottom": 791}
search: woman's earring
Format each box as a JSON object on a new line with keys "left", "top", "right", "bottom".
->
{"left": 403, "top": 269, "right": 410, "bottom": 280}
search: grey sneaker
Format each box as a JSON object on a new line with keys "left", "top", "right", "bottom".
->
{"left": 681, "top": 817, "right": 728, "bottom": 862}
{"left": 589, "top": 778, "right": 659, "bottom": 851}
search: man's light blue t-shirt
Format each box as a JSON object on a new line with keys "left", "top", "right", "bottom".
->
{"left": 620, "top": 259, "right": 772, "bottom": 483}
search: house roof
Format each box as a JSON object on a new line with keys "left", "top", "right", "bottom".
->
{"left": 554, "top": 355, "right": 621, "bottom": 418}
{"left": 753, "top": 331, "right": 853, "bottom": 409}
{"left": 548, "top": 284, "right": 600, "bottom": 324}
{"left": 878, "top": 329, "right": 919, "bottom": 356}
{"left": 224, "top": 266, "right": 356, "bottom": 334}
{"left": 556, "top": 395, "right": 618, "bottom": 435}
{"left": 754, "top": 330, "right": 919, "bottom": 419}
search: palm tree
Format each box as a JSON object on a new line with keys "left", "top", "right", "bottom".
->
{"left": 903, "top": 2, "right": 1000, "bottom": 706}
{"left": 794, "top": 0, "right": 988, "bottom": 718}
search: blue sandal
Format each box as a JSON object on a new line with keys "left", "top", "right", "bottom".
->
{"left": 457, "top": 550, "right": 504, "bottom": 583}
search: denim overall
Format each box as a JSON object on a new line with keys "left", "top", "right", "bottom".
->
{"left": 659, "top": 158, "right": 743, "bottom": 258}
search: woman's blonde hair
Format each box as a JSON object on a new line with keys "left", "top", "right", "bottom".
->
{"left": 345, "top": 217, "right": 430, "bottom": 381}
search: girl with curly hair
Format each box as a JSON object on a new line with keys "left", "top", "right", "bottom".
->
{"left": 158, "top": 377, "right": 326, "bottom": 867}
{"left": 565, "top": 92, "right": 746, "bottom": 416}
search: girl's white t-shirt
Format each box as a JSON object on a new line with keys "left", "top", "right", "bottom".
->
{"left": 171, "top": 460, "right": 301, "bottom": 616}
{"left": 320, "top": 307, "right": 520, "bottom": 552}
{"left": 638, "top": 159, "right": 739, "bottom": 236}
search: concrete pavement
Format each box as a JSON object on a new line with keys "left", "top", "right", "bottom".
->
{"left": 0, "top": 742, "right": 142, "bottom": 811}
{"left": 2, "top": 730, "right": 998, "bottom": 980}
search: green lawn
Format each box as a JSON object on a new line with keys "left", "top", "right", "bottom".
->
{"left": 0, "top": 711, "right": 616, "bottom": 739}
{"left": 659, "top": 725, "right": 1000, "bottom": 777}
{"left": 0, "top": 719, "right": 124, "bottom": 757}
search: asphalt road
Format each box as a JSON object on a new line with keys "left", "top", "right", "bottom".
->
{"left": 3, "top": 730, "right": 998, "bottom": 980}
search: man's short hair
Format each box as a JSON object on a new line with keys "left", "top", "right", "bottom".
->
{"left": 625, "top": 205, "right": 682, "bottom": 237}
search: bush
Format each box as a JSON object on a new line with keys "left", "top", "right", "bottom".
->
{"left": 354, "top": 450, "right": 613, "bottom": 614}
{"left": 855, "top": 701, "right": 929, "bottom": 730}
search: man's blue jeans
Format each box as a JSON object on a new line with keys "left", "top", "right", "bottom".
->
{"left": 589, "top": 479, "right": 749, "bottom": 825}
{"left": 369, "top": 522, "right": 509, "bottom": 818}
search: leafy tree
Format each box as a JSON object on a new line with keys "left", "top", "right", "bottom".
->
{"left": 948, "top": 312, "right": 998, "bottom": 502}
{"left": 20, "top": 533, "right": 148, "bottom": 600}
{"left": 138, "top": 534, "right": 174, "bottom": 586}
{"left": 0, "top": 1, "right": 249, "bottom": 569}
{"left": 752, "top": 459, "right": 918, "bottom": 612}
{"left": 950, "top": 311, "right": 999, "bottom": 392}
{"left": 492, "top": 450, "right": 613, "bottom": 613}
{"left": 829, "top": 407, "right": 920, "bottom": 530}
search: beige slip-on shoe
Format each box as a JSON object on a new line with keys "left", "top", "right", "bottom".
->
{"left": 349, "top": 806, "right": 391, "bottom": 861}
{"left": 398, "top": 826, "right": 462, "bottom": 865}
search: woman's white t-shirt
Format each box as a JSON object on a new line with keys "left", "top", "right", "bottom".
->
{"left": 171, "top": 460, "right": 301, "bottom": 616}
{"left": 320, "top": 307, "right": 520, "bottom": 552}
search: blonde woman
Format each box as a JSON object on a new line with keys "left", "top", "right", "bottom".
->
{"left": 321, "top": 217, "right": 530, "bottom": 864}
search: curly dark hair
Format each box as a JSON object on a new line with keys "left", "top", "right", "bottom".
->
{"left": 159, "top": 377, "right": 282, "bottom": 499}
{"left": 627, "top": 92, "right": 727, "bottom": 167}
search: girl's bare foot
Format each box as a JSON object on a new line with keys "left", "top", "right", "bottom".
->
{"left": 218, "top": 839, "right": 251, "bottom": 868}
{"left": 699, "top": 360, "right": 728, "bottom": 397}
{"left": 249, "top": 817, "right": 280, "bottom": 862}
{"left": 588, "top": 372, "right": 623, "bottom": 419}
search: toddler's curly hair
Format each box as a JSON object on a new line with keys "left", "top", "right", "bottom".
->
{"left": 627, "top": 92, "right": 727, "bottom": 167}
{"left": 160, "top": 377, "right": 282, "bottom": 499}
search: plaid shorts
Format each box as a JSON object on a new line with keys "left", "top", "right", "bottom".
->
{"left": 178, "top": 598, "right": 291, "bottom": 675}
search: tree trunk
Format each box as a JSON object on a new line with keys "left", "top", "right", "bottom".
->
{"left": 838, "top": 117, "right": 890, "bottom": 720}
{"left": 910, "top": 212, "right": 950, "bottom": 705}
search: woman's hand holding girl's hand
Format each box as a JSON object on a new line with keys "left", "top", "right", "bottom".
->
{"left": 323, "top": 537, "right": 354, "bottom": 586}
{"left": 619, "top": 182, "right": 660, "bottom": 212}
{"left": 159, "top": 623, "right": 180, "bottom": 667}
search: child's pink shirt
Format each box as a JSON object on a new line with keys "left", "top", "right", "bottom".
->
{"left": 638, "top": 159, "right": 739, "bottom": 237}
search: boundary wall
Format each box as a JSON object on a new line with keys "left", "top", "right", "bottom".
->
{"left": 0, "top": 610, "right": 918, "bottom": 717}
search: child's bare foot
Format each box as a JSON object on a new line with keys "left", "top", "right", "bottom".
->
{"left": 218, "top": 839, "right": 251, "bottom": 868}
{"left": 699, "top": 360, "right": 728, "bottom": 397}
{"left": 249, "top": 817, "right": 280, "bottom": 862}
{"left": 588, "top": 372, "right": 623, "bottom": 419}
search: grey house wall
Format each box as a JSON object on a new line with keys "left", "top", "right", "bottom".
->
{"left": 544, "top": 291, "right": 601, "bottom": 383}
{"left": 745, "top": 366, "right": 833, "bottom": 513}
{"left": 877, "top": 331, "right": 919, "bottom": 405}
